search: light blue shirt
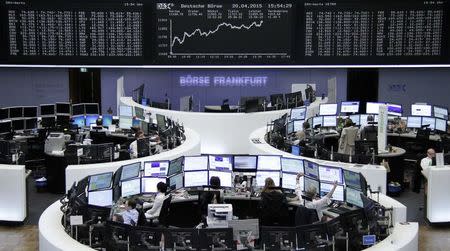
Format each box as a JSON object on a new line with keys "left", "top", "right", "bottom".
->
{"left": 121, "top": 209, "right": 139, "bottom": 225}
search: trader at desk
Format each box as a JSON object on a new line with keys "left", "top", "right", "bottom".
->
{"left": 295, "top": 173, "right": 338, "bottom": 220}
{"left": 145, "top": 182, "right": 168, "bottom": 220}
{"left": 420, "top": 148, "right": 436, "bottom": 170}
{"left": 359, "top": 115, "right": 378, "bottom": 141}
{"left": 129, "top": 130, "right": 163, "bottom": 159}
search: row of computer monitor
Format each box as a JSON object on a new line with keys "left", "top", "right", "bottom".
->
{"left": 289, "top": 102, "right": 448, "bottom": 121}
{"left": 85, "top": 155, "right": 367, "bottom": 208}
{"left": 0, "top": 103, "right": 100, "bottom": 120}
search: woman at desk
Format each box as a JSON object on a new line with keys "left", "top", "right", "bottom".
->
{"left": 145, "top": 182, "right": 168, "bottom": 219}
{"left": 258, "top": 177, "right": 289, "bottom": 226}
{"left": 295, "top": 173, "right": 338, "bottom": 220}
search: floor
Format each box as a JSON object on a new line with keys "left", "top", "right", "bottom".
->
{"left": 1, "top": 177, "right": 450, "bottom": 250}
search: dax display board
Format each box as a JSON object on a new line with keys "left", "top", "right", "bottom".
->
{"left": 0, "top": 0, "right": 449, "bottom": 65}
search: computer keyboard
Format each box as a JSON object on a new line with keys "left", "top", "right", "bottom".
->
{"left": 327, "top": 207, "right": 351, "bottom": 214}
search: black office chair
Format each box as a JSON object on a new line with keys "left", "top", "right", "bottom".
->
{"left": 148, "top": 194, "right": 172, "bottom": 227}
{"left": 198, "top": 190, "right": 222, "bottom": 216}
{"left": 90, "top": 131, "right": 107, "bottom": 145}
{"left": 105, "top": 221, "right": 131, "bottom": 251}
{"left": 129, "top": 226, "right": 163, "bottom": 251}
{"left": 295, "top": 205, "right": 319, "bottom": 226}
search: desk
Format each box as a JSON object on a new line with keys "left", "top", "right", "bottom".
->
{"left": 121, "top": 96, "right": 327, "bottom": 154}
{"left": 249, "top": 127, "right": 388, "bottom": 194}
{"left": 422, "top": 166, "right": 450, "bottom": 223}
{"left": 0, "top": 164, "right": 27, "bottom": 222}
{"left": 204, "top": 105, "right": 240, "bottom": 113}
{"left": 376, "top": 147, "right": 406, "bottom": 194}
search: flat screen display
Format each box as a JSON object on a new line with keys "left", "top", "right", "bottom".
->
{"left": 282, "top": 172, "right": 303, "bottom": 191}
{"left": 346, "top": 187, "right": 363, "bottom": 207}
{"left": 85, "top": 115, "right": 99, "bottom": 126}
{"left": 0, "top": 109, "right": 8, "bottom": 120}
{"left": 322, "top": 116, "right": 337, "bottom": 127}
{"left": 102, "top": 115, "right": 113, "bottom": 127}
{"left": 184, "top": 156, "right": 208, "bottom": 171}
{"left": 318, "top": 166, "right": 343, "bottom": 184}
{"left": 312, "top": 116, "right": 322, "bottom": 128}
{"left": 72, "top": 116, "right": 85, "bottom": 128}
{"left": 281, "top": 157, "right": 303, "bottom": 173}
{"left": 40, "top": 105, "right": 55, "bottom": 116}
{"left": 411, "top": 104, "right": 432, "bottom": 117}
{"left": 320, "top": 183, "right": 344, "bottom": 202}
{"left": 233, "top": 156, "right": 257, "bottom": 172}
{"left": 23, "top": 106, "right": 37, "bottom": 117}
{"left": 422, "top": 117, "right": 436, "bottom": 130}
{"left": 304, "top": 176, "right": 320, "bottom": 194}
{"left": 257, "top": 155, "right": 281, "bottom": 171}
{"left": 168, "top": 157, "right": 184, "bottom": 176}
{"left": 120, "top": 162, "right": 141, "bottom": 181}
{"left": 386, "top": 103, "right": 402, "bottom": 116}
{"left": 25, "top": 118, "right": 37, "bottom": 129}
{"left": 119, "top": 117, "right": 133, "bottom": 129}
{"left": 56, "top": 103, "right": 70, "bottom": 114}
{"left": 88, "top": 172, "right": 113, "bottom": 191}
{"left": 184, "top": 171, "right": 208, "bottom": 187}
{"left": 72, "top": 104, "right": 84, "bottom": 115}
{"left": 255, "top": 171, "right": 280, "bottom": 187}
{"left": 435, "top": 118, "right": 447, "bottom": 132}
{"left": 85, "top": 104, "right": 99, "bottom": 114}
{"left": 349, "top": 115, "right": 360, "bottom": 126}
{"left": 0, "top": 121, "right": 11, "bottom": 133}
{"left": 121, "top": 178, "right": 141, "bottom": 197}
{"left": 319, "top": 104, "right": 338, "bottom": 116}
{"left": 144, "top": 161, "right": 169, "bottom": 177}
{"left": 120, "top": 105, "right": 133, "bottom": 117}
{"left": 88, "top": 189, "right": 113, "bottom": 207}
{"left": 407, "top": 116, "right": 422, "bottom": 128}
{"left": 340, "top": 101, "right": 359, "bottom": 113}
{"left": 168, "top": 173, "right": 184, "bottom": 191}
{"left": 208, "top": 155, "right": 233, "bottom": 172}
{"left": 141, "top": 177, "right": 166, "bottom": 193}
{"left": 304, "top": 160, "right": 319, "bottom": 179}
{"left": 343, "top": 169, "right": 361, "bottom": 190}
{"left": 366, "top": 102, "right": 381, "bottom": 114}
{"left": 12, "top": 119, "right": 24, "bottom": 130}
{"left": 293, "top": 120, "right": 304, "bottom": 132}
{"left": 434, "top": 106, "right": 448, "bottom": 120}
{"left": 208, "top": 170, "right": 232, "bottom": 187}
{"left": 290, "top": 107, "right": 306, "bottom": 120}
{"left": 9, "top": 107, "right": 23, "bottom": 118}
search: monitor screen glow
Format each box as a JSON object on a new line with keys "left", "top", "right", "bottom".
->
{"left": 386, "top": 103, "right": 402, "bottom": 116}
{"left": 293, "top": 120, "right": 304, "bottom": 132}
{"left": 421, "top": 117, "right": 436, "bottom": 130}
{"left": 257, "top": 155, "right": 281, "bottom": 171}
{"left": 168, "top": 173, "right": 184, "bottom": 191}
{"left": 281, "top": 157, "right": 304, "bottom": 173}
{"left": 144, "top": 161, "right": 169, "bottom": 177}
{"left": 208, "top": 170, "right": 232, "bottom": 187}
{"left": 255, "top": 171, "right": 280, "bottom": 187}
{"left": 290, "top": 107, "right": 306, "bottom": 120}
{"left": 322, "top": 116, "right": 337, "bottom": 127}
{"left": 304, "top": 161, "right": 319, "bottom": 179}
{"left": 88, "top": 172, "right": 113, "bottom": 191}
{"left": 435, "top": 118, "right": 447, "bottom": 132}
{"left": 102, "top": 115, "right": 113, "bottom": 127}
{"left": 85, "top": 115, "right": 99, "bottom": 126}
{"left": 340, "top": 101, "right": 359, "bottom": 113}
{"left": 366, "top": 102, "right": 381, "bottom": 114}
{"left": 320, "top": 183, "right": 344, "bottom": 202}
{"left": 312, "top": 116, "right": 322, "bottom": 128}
{"left": 407, "top": 116, "right": 422, "bottom": 128}
{"left": 346, "top": 187, "right": 363, "bottom": 207}
{"left": 184, "top": 171, "right": 208, "bottom": 187}
{"left": 120, "top": 162, "right": 141, "bottom": 181}
{"left": 319, "top": 104, "right": 338, "bottom": 116}
{"left": 121, "top": 178, "right": 141, "bottom": 197}
{"left": 184, "top": 156, "right": 209, "bottom": 171}
{"left": 318, "top": 166, "right": 343, "bottom": 184}
{"left": 142, "top": 177, "right": 166, "bottom": 193}
{"left": 349, "top": 115, "right": 360, "bottom": 126}
{"left": 304, "top": 177, "right": 319, "bottom": 194}
{"left": 434, "top": 106, "right": 448, "bottom": 120}
{"left": 282, "top": 172, "right": 303, "bottom": 190}
{"left": 343, "top": 170, "right": 361, "bottom": 190}
{"left": 88, "top": 189, "right": 113, "bottom": 207}
{"left": 411, "top": 104, "right": 432, "bottom": 117}
{"left": 168, "top": 157, "right": 184, "bottom": 176}
{"left": 208, "top": 155, "right": 233, "bottom": 172}
{"left": 119, "top": 105, "right": 133, "bottom": 117}
{"left": 119, "top": 117, "right": 133, "bottom": 129}
{"left": 72, "top": 116, "right": 85, "bottom": 128}
{"left": 233, "top": 156, "right": 257, "bottom": 171}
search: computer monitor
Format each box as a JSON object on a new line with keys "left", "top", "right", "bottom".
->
{"left": 163, "top": 228, "right": 200, "bottom": 250}
{"left": 287, "top": 121, "right": 294, "bottom": 134}
{"left": 260, "top": 226, "right": 296, "bottom": 251}
{"left": 366, "top": 102, "right": 381, "bottom": 114}
{"left": 156, "top": 114, "right": 166, "bottom": 130}
{"left": 435, "top": 118, "right": 447, "bottom": 132}
{"left": 318, "top": 166, "right": 343, "bottom": 184}
{"left": 121, "top": 178, "right": 141, "bottom": 197}
{"left": 119, "top": 117, "right": 133, "bottom": 129}
{"left": 233, "top": 155, "right": 257, "bottom": 172}
{"left": 0, "top": 109, "right": 8, "bottom": 120}
{"left": 343, "top": 169, "right": 361, "bottom": 190}
{"left": 291, "top": 145, "right": 300, "bottom": 156}
{"left": 386, "top": 103, "right": 402, "bottom": 117}
{"left": 88, "top": 189, "right": 113, "bottom": 207}
{"left": 319, "top": 104, "right": 338, "bottom": 116}
{"left": 290, "top": 107, "right": 306, "bottom": 120}
{"left": 208, "top": 155, "right": 233, "bottom": 172}
{"left": 312, "top": 116, "right": 322, "bottom": 128}
{"left": 411, "top": 104, "right": 432, "bottom": 117}
{"left": 85, "top": 115, "right": 99, "bottom": 126}
{"left": 72, "top": 104, "right": 84, "bottom": 115}
{"left": 360, "top": 114, "right": 369, "bottom": 127}
{"left": 282, "top": 172, "right": 303, "bottom": 190}
{"left": 304, "top": 176, "right": 319, "bottom": 194}
{"left": 88, "top": 172, "right": 113, "bottom": 191}
{"left": 349, "top": 115, "right": 360, "bottom": 126}
{"left": 304, "top": 160, "right": 319, "bottom": 179}
{"left": 281, "top": 157, "right": 304, "bottom": 173}
{"left": 168, "top": 172, "right": 184, "bottom": 191}
{"left": 23, "top": 106, "right": 37, "bottom": 117}
{"left": 141, "top": 177, "right": 166, "bottom": 193}
{"left": 168, "top": 156, "right": 184, "bottom": 176}
{"left": 119, "top": 105, "right": 133, "bottom": 117}
{"left": 135, "top": 107, "right": 145, "bottom": 120}
{"left": 434, "top": 106, "right": 448, "bottom": 120}
{"left": 184, "top": 170, "right": 208, "bottom": 187}
{"left": 56, "top": 103, "right": 70, "bottom": 114}
{"left": 293, "top": 120, "right": 304, "bottom": 132}
{"left": 102, "top": 115, "right": 113, "bottom": 127}
{"left": 345, "top": 187, "right": 363, "bottom": 207}
{"left": 85, "top": 103, "right": 99, "bottom": 114}
{"left": 40, "top": 104, "right": 55, "bottom": 116}
{"left": 41, "top": 116, "right": 55, "bottom": 128}
{"left": 144, "top": 161, "right": 169, "bottom": 177}
{"left": 56, "top": 115, "right": 70, "bottom": 127}
{"left": 132, "top": 118, "right": 141, "bottom": 128}
{"left": 407, "top": 116, "right": 422, "bottom": 129}
{"left": 255, "top": 171, "right": 280, "bottom": 187}
{"left": 12, "top": 119, "right": 24, "bottom": 131}
{"left": 9, "top": 107, "right": 23, "bottom": 118}
{"left": 0, "top": 121, "right": 11, "bottom": 134}
{"left": 257, "top": 155, "right": 281, "bottom": 171}
{"left": 322, "top": 116, "right": 337, "bottom": 127}
{"left": 340, "top": 101, "right": 359, "bottom": 113}
{"left": 120, "top": 162, "right": 141, "bottom": 181}
{"left": 25, "top": 118, "right": 37, "bottom": 130}
{"left": 72, "top": 116, "right": 85, "bottom": 128}
{"left": 184, "top": 156, "right": 208, "bottom": 171}
{"left": 320, "top": 183, "right": 344, "bottom": 202}
{"left": 422, "top": 117, "right": 436, "bottom": 130}
{"left": 209, "top": 170, "right": 232, "bottom": 187}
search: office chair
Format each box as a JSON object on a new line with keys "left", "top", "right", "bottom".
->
{"left": 129, "top": 226, "right": 163, "bottom": 251}
{"left": 295, "top": 205, "right": 319, "bottom": 226}
{"left": 148, "top": 194, "right": 172, "bottom": 227}
{"left": 105, "top": 221, "right": 131, "bottom": 251}
{"left": 89, "top": 131, "right": 107, "bottom": 144}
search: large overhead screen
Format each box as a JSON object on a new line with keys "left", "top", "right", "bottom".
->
{"left": 0, "top": 0, "right": 449, "bottom": 66}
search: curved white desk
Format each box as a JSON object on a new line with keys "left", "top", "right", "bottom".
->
{"left": 0, "top": 164, "right": 27, "bottom": 222}
{"left": 249, "top": 127, "right": 388, "bottom": 194}
{"left": 65, "top": 128, "right": 201, "bottom": 192}
{"left": 120, "top": 96, "right": 327, "bottom": 154}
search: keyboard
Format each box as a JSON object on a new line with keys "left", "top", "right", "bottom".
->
{"left": 327, "top": 207, "right": 351, "bottom": 214}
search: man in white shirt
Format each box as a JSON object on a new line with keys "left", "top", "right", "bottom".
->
{"left": 420, "top": 148, "right": 436, "bottom": 170}
{"left": 120, "top": 199, "right": 139, "bottom": 226}
{"left": 129, "top": 130, "right": 145, "bottom": 159}
{"left": 295, "top": 173, "right": 338, "bottom": 220}
{"left": 145, "top": 182, "right": 168, "bottom": 219}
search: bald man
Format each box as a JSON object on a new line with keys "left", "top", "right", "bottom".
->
{"left": 420, "top": 148, "right": 436, "bottom": 169}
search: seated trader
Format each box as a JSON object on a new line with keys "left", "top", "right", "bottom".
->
{"left": 295, "top": 173, "right": 338, "bottom": 220}
{"left": 359, "top": 115, "right": 377, "bottom": 141}
{"left": 129, "top": 130, "right": 145, "bottom": 159}
{"left": 258, "top": 177, "right": 289, "bottom": 226}
{"left": 145, "top": 182, "right": 168, "bottom": 219}
{"left": 118, "top": 199, "right": 139, "bottom": 226}
{"left": 420, "top": 148, "right": 436, "bottom": 170}
{"left": 86, "top": 118, "right": 107, "bottom": 139}
{"left": 338, "top": 119, "right": 359, "bottom": 155}
{"left": 199, "top": 176, "right": 224, "bottom": 215}
{"left": 295, "top": 121, "right": 312, "bottom": 144}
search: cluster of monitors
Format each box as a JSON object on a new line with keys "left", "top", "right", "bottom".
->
{"left": 72, "top": 114, "right": 113, "bottom": 128}
{"left": 118, "top": 105, "right": 145, "bottom": 129}
{"left": 406, "top": 116, "right": 448, "bottom": 132}
{"left": 85, "top": 155, "right": 367, "bottom": 209}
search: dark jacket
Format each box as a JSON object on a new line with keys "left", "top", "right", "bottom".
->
{"left": 258, "top": 189, "right": 289, "bottom": 226}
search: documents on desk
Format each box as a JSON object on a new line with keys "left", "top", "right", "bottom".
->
{"left": 207, "top": 204, "right": 233, "bottom": 228}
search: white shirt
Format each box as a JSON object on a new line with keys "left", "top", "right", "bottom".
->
{"left": 120, "top": 208, "right": 139, "bottom": 225}
{"left": 420, "top": 156, "right": 433, "bottom": 170}
{"left": 145, "top": 192, "right": 165, "bottom": 219}
{"left": 129, "top": 140, "right": 138, "bottom": 159}
{"left": 295, "top": 182, "right": 331, "bottom": 220}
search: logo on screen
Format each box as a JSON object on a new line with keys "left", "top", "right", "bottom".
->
{"left": 157, "top": 3, "right": 174, "bottom": 10}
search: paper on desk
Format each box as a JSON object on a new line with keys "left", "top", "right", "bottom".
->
{"left": 436, "top": 152, "right": 444, "bottom": 167}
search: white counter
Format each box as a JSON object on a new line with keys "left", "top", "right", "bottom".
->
{"left": 422, "top": 166, "right": 450, "bottom": 223}
{"left": 249, "top": 127, "right": 388, "bottom": 194}
{"left": 0, "top": 164, "right": 27, "bottom": 222}
{"left": 120, "top": 96, "right": 327, "bottom": 154}
{"left": 65, "top": 127, "right": 201, "bottom": 192}
{"left": 363, "top": 222, "right": 418, "bottom": 251}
